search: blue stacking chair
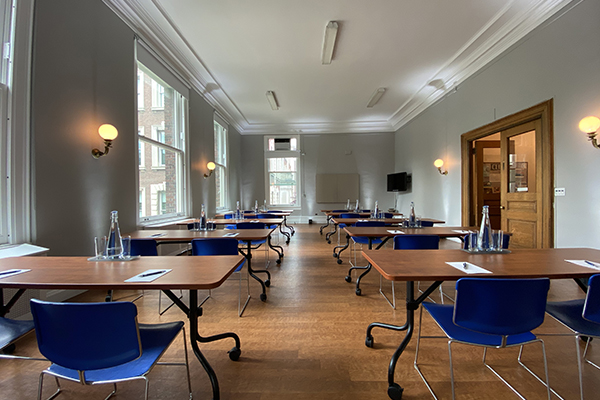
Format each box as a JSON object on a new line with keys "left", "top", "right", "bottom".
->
{"left": 349, "top": 220, "right": 385, "bottom": 268}
{"left": 420, "top": 220, "right": 434, "bottom": 227}
{"left": 382, "top": 235, "right": 441, "bottom": 309}
{"left": 30, "top": 299, "right": 191, "bottom": 400}
{"left": 235, "top": 221, "right": 270, "bottom": 268}
{"left": 337, "top": 213, "right": 361, "bottom": 244}
{"left": 545, "top": 274, "right": 600, "bottom": 400}
{"left": 414, "top": 278, "right": 551, "bottom": 400}
{"left": 192, "top": 238, "right": 249, "bottom": 317}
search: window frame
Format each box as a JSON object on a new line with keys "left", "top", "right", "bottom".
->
{"left": 214, "top": 114, "right": 228, "bottom": 212}
{"left": 264, "top": 135, "right": 301, "bottom": 210}
{"left": 136, "top": 61, "right": 189, "bottom": 225}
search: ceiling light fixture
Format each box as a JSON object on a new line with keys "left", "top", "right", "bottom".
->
{"left": 367, "top": 88, "right": 386, "bottom": 108}
{"left": 266, "top": 91, "right": 279, "bottom": 110}
{"left": 321, "top": 21, "right": 338, "bottom": 65}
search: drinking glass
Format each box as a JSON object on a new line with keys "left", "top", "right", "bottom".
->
{"left": 94, "top": 236, "right": 107, "bottom": 259}
{"left": 416, "top": 216, "right": 422, "bottom": 228}
{"left": 468, "top": 232, "right": 478, "bottom": 252}
{"left": 493, "top": 230, "right": 504, "bottom": 251}
{"left": 122, "top": 236, "right": 131, "bottom": 258}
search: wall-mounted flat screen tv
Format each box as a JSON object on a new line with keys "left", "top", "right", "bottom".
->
{"left": 387, "top": 172, "right": 410, "bottom": 192}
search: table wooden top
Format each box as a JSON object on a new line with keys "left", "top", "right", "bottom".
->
{"left": 216, "top": 211, "right": 292, "bottom": 218}
{"left": 363, "top": 248, "right": 600, "bottom": 281}
{"left": 325, "top": 212, "right": 373, "bottom": 218}
{"left": 0, "top": 255, "right": 244, "bottom": 290}
{"left": 335, "top": 217, "right": 446, "bottom": 226}
{"left": 129, "top": 229, "right": 275, "bottom": 242}
{"left": 343, "top": 226, "right": 473, "bottom": 238}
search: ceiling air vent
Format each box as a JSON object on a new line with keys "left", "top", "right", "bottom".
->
{"left": 274, "top": 138, "right": 291, "bottom": 151}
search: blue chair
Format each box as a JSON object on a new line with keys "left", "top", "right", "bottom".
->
{"left": 349, "top": 220, "right": 385, "bottom": 267}
{"left": 545, "top": 274, "right": 600, "bottom": 399}
{"left": 336, "top": 213, "right": 361, "bottom": 244}
{"left": 30, "top": 299, "right": 191, "bottom": 400}
{"left": 192, "top": 238, "right": 249, "bottom": 317}
{"left": 414, "top": 278, "right": 551, "bottom": 400}
{"left": 420, "top": 220, "right": 434, "bottom": 227}
{"left": 235, "top": 221, "right": 270, "bottom": 268}
{"left": 223, "top": 213, "right": 236, "bottom": 229}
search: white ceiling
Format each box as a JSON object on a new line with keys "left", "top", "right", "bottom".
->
{"left": 108, "top": 0, "right": 573, "bottom": 134}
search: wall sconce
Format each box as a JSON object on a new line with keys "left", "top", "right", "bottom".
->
{"left": 91, "top": 124, "right": 118, "bottom": 159}
{"left": 204, "top": 161, "right": 216, "bottom": 178}
{"left": 578, "top": 116, "right": 600, "bottom": 149}
{"left": 434, "top": 159, "right": 448, "bottom": 175}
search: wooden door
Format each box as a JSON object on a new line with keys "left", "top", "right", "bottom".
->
{"left": 500, "top": 120, "right": 542, "bottom": 248}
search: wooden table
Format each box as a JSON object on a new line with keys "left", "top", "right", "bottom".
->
{"left": 361, "top": 247, "right": 600, "bottom": 400}
{"left": 216, "top": 210, "right": 295, "bottom": 241}
{"left": 319, "top": 210, "right": 374, "bottom": 235}
{"left": 129, "top": 229, "right": 281, "bottom": 302}
{"left": 0, "top": 255, "right": 245, "bottom": 400}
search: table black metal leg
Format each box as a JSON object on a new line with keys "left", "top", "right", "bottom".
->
{"left": 162, "top": 289, "right": 241, "bottom": 400}
{"left": 365, "top": 281, "right": 442, "bottom": 400}
{"left": 239, "top": 242, "right": 270, "bottom": 301}
{"left": 333, "top": 234, "right": 350, "bottom": 263}
{"left": 325, "top": 224, "right": 338, "bottom": 244}
{"left": 319, "top": 216, "right": 331, "bottom": 234}
{"left": 0, "top": 288, "right": 26, "bottom": 317}
{"left": 279, "top": 223, "right": 291, "bottom": 244}
{"left": 282, "top": 216, "right": 295, "bottom": 236}
{"left": 268, "top": 235, "right": 284, "bottom": 264}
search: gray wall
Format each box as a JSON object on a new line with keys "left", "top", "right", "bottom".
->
{"left": 393, "top": 0, "right": 600, "bottom": 248}
{"left": 240, "top": 132, "right": 395, "bottom": 219}
{"left": 31, "top": 0, "right": 240, "bottom": 255}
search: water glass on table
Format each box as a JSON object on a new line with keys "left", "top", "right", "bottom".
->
{"left": 492, "top": 230, "right": 504, "bottom": 251}
{"left": 94, "top": 236, "right": 107, "bottom": 259}
{"left": 122, "top": 236, "right": 131, "bottom": 258}
{"left": 468, "top": 232, "right": 478, "bottom": 252}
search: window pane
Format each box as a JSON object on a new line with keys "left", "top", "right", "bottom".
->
{"left": 508, "top": 130, "right": 536, "bottom": 193}
{"left": 137, "top": 62, "right": 186, "bottom": 221}
{"left": 267, "top": 157, "right": 298, "bottom": 206}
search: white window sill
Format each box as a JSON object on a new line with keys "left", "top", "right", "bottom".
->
{"left": 0, "top": 243, "right": 49, "bottom": 259}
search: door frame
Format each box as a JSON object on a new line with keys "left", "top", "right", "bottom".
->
{"left": 461, "top": 100, "right": 554, "bottom": 248}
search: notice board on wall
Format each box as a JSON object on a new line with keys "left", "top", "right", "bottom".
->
{"left": 316, "top": 173, "right": 359, "bottom": 203}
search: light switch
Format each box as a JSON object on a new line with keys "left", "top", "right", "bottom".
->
{"left": 554, "top": 188, "right": 565, "bottom": 197}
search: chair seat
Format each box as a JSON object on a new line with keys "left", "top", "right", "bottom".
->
{"left": 46, "top": 321, "right": 184, "bottom": 383}
{"left": 423, "top": 302, "right": 537, "bottom": 347}
{"left": 352, "top": 237, "right": 383, "bottom": 245}
{"left": 0, "top": 318, "right": 35, "bottom": 349}
{"left": 546, "top": 299, "right": 600, "bottom": 337}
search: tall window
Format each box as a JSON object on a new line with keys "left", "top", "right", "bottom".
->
{"left": 0, "top": 0, "right": 14, "bottom": 244}
{"left": 137, "top": 62, "right": 188, "bottom": 223}
{"left": 265, "top": 135, "right": 300, "bottom": 208}
{"left": 214, "top": 116, "right": 228, "bottom": 211}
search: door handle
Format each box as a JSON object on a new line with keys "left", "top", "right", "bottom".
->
{"left": 499, "top": 206, "right": 505, "bottom": 210}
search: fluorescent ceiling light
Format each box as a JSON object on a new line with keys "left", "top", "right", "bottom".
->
{"left": 321, "top": 21, "right": 338, "bottom": 65}
{"left": 367, "top": 88, "right": 386, "bottom": 108}
{"left": 266, "top": 91, "right": 279, "bottom": 110}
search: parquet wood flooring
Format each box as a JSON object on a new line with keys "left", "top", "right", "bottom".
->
{"left": 0, "top": 224, "right": 596, "bottom": 399}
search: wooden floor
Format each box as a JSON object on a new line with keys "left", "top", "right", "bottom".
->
{"left": 0, "top": 224, "right": 596, "bottom": 399}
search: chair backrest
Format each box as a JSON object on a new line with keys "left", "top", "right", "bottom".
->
{"left": 453, "top": 278, "right": 550, "bottom": 336}
{"left": 236, "top": 222, "right": 266, "bottom": 229}
{"left": 382, "top": 213, "right": 394, "bottom": 218}
{"left": 191, "top": 238, "right": 239, "bottom": 256}
{"left": 361, "top": 210, "right": 371, "bottom": 213}
{"left": 340, "top": 213, "right": 360, "bottom": 219}
{"left": 583, "top": 274, "right": 600, "bottom": 323}
{"left": 129, "top": 238, "right": 158, "bottom": 256}
{"left": 331, "top": 210, "right": 347, "bottom": 213}
{"left": 267, "top": 210, "right": 283, "bottom": 213}
{"left": 355, "top": 221, "right": 386, "bottom": 227}
{"left": 463, "top": 234, "right": 510, "bottom": 250}
{"left": 256, "top": 213, "right": 274, "bottom": 219}
{"left": 30, "top": 299, "right": 141, "bottom": 371}
{"left": 224, "top": 213, "right": 234, "bottom": 219}
{"left": 420, "top": 220, "right": 434, "bottom": 227}
{"left": 394, "top": 234, "right": 439, "bottom": 250}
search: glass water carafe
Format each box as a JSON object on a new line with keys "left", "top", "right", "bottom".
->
{"left": 106, "top": 210, "right": 123, "bottom": 259}
{"left": 477, "top": 205, "right": 493, "bottom": 251}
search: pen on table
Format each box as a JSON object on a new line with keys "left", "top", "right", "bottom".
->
{"left": 139, "top": 270, "right": 166, "bottom": 278}
{"left": 0, "top": 270, "right": 17, "bottom": 277}
{"left": 585, "top": 260, "right": 600, "bottom": 268}
{"left": 463, "top": 263, "right": 468, "bottom": 269}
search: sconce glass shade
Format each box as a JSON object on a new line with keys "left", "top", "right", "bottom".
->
{"left": 98, "top": 124, "right": 118, "bottom": 141}
{"left": 579, "top": 116, "right": 600, "bottom": 134}
{"left": 207, "top": 161, "right": 216, "bottom": 171}
{"left": 434, "top": 159, "right": 444, "bottom": 168}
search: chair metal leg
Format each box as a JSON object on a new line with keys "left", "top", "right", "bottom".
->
{"left": 517, "top": 341, "right": 564, "bottom": 400}
{"left": 238, "top": 267, "right": 251, "bottom": 318}
{"left": 103, "top": 383, "right": 117, "bottom": 400}
{"left": 413, "top": 306, "right": 441, "bottom": 400}
{"left": 38, "top": 372, "right": 62, "bottom": 400}
{"left": 379, "top": 275, "right": 396, "bottom": 309}
{"left": 158, "top": 289, "right": 186, "bottom": 315}
{"left": 448, "top": 341, "right": 456, "bottom": 400}
{"left": 182, "top": 328, "right": 193, "bottom": 399}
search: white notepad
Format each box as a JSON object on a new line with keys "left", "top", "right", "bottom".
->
{"left": 387, "top": 230, "right": 405, "bottom": 234}
{"left": 445, "top": 262, "right": 492, "bottom": 274}
{"left": 566, "top": 260, "right": 600, "bottom": 270}
{"left": 125, "top": 269, "right": 172, "bottom": 282}
{"left": 0, "top": 269, "right": 30, "bottom": 279}
{"left": 223, "top": 232, "right": 239, "bottom": 237}
{"left": 452, "top": 230, "right": 471, "bottom": 234}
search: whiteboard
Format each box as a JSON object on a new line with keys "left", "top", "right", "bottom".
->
{"left": 316, "top": 174, "right": 359, "bottom": 203}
